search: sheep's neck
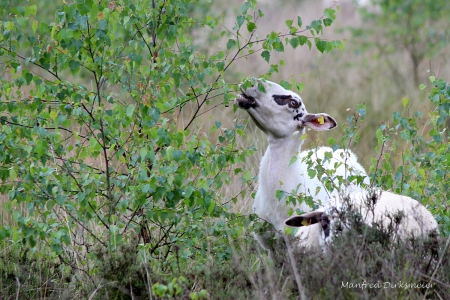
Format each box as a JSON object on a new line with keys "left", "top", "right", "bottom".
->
{"left": 267, "top": 134, "right": 304, "bottom": 166}
{"left": 255, "top": 132, "right": 306, "bottom": 230}
{"left": 264, "top": 133, "right": 305, "bottom": 194}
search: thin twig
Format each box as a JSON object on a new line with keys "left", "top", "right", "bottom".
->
{"left": 423, "top": 235, "right": 450, "bottom": 299}
{"left": 282, "top": 234, "right": 307, "bottom": 300}
{"left": 142, "top": 250, "right": 153, "bottom": 300}
{"left": 370, "top": 138, "right": 386, "bottom": 188}
{"left": 15, "top": 277, "right": 21, "bottom": 300}
{"left": 0, "top": 46, "right": 61, "bottom": 80}
{"left": 88, "top": 279, "right": 105, "bottom": 300}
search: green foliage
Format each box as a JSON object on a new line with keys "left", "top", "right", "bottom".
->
{"left": 0, "top": 0, "right": 342, "bottom": 297}
{"left": 354, "top": 0, "right": 450, "bottom": 86}
{"left": 370, "top": 77, "right": 450, "bottom": 235}
{"left": 297, "top": 76, "right": 449, "bottom": 236}
{"left": 151, "top": 276, "right": 207, "bottom": 299}
{"left": 152, "top": 276, "right": 187, "bottom": 298}
{"left": 4, "top": 0, "right": 446, "bottom": 297}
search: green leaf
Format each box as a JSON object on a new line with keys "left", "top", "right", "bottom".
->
{"left": 276, "top": 190, "right": 286, "bottom": 201}
{"left": 324, "top": 8, "right": 336, "bottom": 20}
{"left": 126, "top": 104, "right": 135, "bottom": 117}
{"left": 418, "top": 168, "right": 426, "bottom": 178}
{"left": 55, "top": 195, "right": 67, "bottom": 206}
{"left": 376, "top": 128, "right": 383, "bottom": 143}
{"left": 257, "top": 83, "right": 266, "bottom": 93}
{"left": 261, "top": 50, "right": 270, "bottom": 62}
{"left": 289, "top": 155, "right": 297, "bottom": 166}
{"left": 16, "top": 17, "right": 28, "bottom": 29}
{"left": 356, "top": 103, "right": 366, "bottom": 118}
{"left": 298, "top": 36, "right": 308, "bottom": 46}
{"left": 402, "top": 97, "right": 409, "bottom": 108}
{"left": 24, "top": 72, "right": 33, "bottom": 85}
{"left": 69, "top": 60, "right": 80, "bottom": 74}
{"left": 290, "top": 37, "right": 299, "bottom": 49}
{"left": 52, "top": 244, "right": 63, "bottom": 254}
{"left": 216, "top": 61, "right": 225, "bottom": 71}
{"left": 323, "top": 18, "right": 332, "bottom": 27}
{"left": 297, "top": 16, "right": 302, "bottom": 28}
{"left": 9, "top": 168, "right": 17, "bottom": 181}
{"left": 5, "top": 21, "right": 14, "bottom": 31}
{"left": 273, "top": 41, "right": 284, "bottom": 52}
{"left": 309, "top": 20, "right": 323, "bottom": 35}
{"left": 207, "top": 200, "right": 215, "bottom": 214}
{"left": 25, "top": 4, "right": 37, "bottom": 17}
{"left": 226, "top": 39, "right": 237, "bottom": 49}
{"left": 280, "top": 80, "right": 292, "bottom": 90}
{"left": 307, "top": 169, "right": 316, "bottom": 179}
{"left": 236, "top": 15, "right": 245, "bottom": 28}
{"left": 140, "top": 147, "right": 148, "bottom": 159}
{"left": 315, "top": 39, "right": 327, "bottom": 53}
{"left": 173, "top": 150, "right": 183, "bottom": 161}
{"left": 51, "top": 25, "right": 58, "bottom": 38}
{"left": 35, "top": 139, "right": 48, "bottom": 158}
{"left": 32, "top": 20, "right": 38, "bottom": 34}
{"left": 247, "top": 21, "right": 256, "bottom": 32}
{"left": 240, "top": 2, "right": 250, "bottom": 14}
{"left": 296, "top": 82, "right": 305, "bottom": 93}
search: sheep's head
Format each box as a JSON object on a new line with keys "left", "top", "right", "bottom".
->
{"left": 235, "top": 79, "right": 337, "bottom": 138}
{"left": 286, "top": 211, "right": 330, "bottom": 236}
{"left": 285, "top": 211, "right": 333, "bottom": 247}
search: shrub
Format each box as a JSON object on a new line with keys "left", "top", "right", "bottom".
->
{"left": 0, "top": 0, "right": 341, "bottom": 297}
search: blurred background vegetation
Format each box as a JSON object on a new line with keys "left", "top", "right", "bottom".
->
{"left": 1, "top": 0, "right": 449, "bottom": 298}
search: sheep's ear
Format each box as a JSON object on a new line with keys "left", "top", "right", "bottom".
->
{"left": 300, "top": 113, "right": 337, "bottom": 131}
{"left": 285, "top": 211, "right": 324, "bottom": 227}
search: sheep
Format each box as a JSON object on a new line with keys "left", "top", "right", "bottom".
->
{"left": 235, "top": 79, "right": 369, "bottom": 255}
{"left": 285, "top": 189, "right": 439, "bottom": 249}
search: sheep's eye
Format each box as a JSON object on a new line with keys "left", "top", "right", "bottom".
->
{"left": 290, "top": 100, "right": 298, "bottom": 107}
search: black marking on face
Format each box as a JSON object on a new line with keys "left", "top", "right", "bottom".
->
{"left": 273, "top": 95, "right": 302, "bottom": 109}
{"left": 273, "top": 94, "right": 292, "bottom": 106}
{"left": 237, "top": 94, "right": 258, "bottom": 109}
{"left": 293, "top": 112, "right": 304, "bottom": 121}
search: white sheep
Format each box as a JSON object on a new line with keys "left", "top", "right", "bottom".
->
{"left": 235, "top": 79, "right": 369, "bottom": 255}
{"left": 285, "top": 190, "right": 439, "bottom": 249}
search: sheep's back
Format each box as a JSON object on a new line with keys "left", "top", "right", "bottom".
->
{"left": 373, "top": 191, "right": 438, "bottom": 238}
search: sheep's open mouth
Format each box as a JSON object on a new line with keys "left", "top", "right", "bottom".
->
{"left": 235, "top": 93, "right": 258, "bottom": 110}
